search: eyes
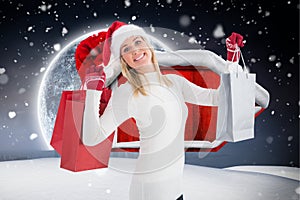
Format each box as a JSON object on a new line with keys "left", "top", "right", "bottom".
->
{"left": 121, "top": 39, "right": 143, "bottom": 54}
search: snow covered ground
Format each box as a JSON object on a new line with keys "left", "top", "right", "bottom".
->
{"left": 0, "top": 157, "right": 299, "bottom": 200}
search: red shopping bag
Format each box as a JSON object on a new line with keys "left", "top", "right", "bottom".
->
{"left": 51, "top": 88, "right": 112, "bottom": 155}
{"left": 50, "top": 91, "right": 73, "bottom": 155}
{"left": 50, "top": 89, "right": 114, "bottom": 172}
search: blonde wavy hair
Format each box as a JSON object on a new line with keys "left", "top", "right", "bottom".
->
{"left": 120, "top": 37, "right": 172, "bottom": 96}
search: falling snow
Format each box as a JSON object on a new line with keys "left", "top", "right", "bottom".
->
{"left": 275, "top": 62, "right": 282, "bottom": 68}
{"left": 29, "top": 133, "right": 38, "bottom": 140}
{"left": 179, "top": 15, "right": 191, "bottom": 27}
{"left": 40, "top": 67, "right": 46, "bottom": 73}
{"left": 131, "top": 15, "right": 137, "bottom": 21}
{"left": 45, "top": 27, "right": 53, "bottom": 33}
{"left": 0, "top": 74, "right": 9, "bottom": 85}
{"left": 266, "top": 136, "right": 274, "bottom": 144}
{"left": 18, "top": 88, "right": 26, "bottom": 94}
{"left": 124, "top": 0, "right": 131, "bottom": 7}
{"left": 288, "top": 136, "right": 293, "bottom": 142}
{"left": 296, "top": 186, "right": 300, "bottom": 195}
{"left": 250, "top": 58, "right": 257, "bottom": 63}
{"left": 213, "top": 24, "right": 225, "bottom": 39}
{"left": 188, "top": 36, "right": 197, "bottom": 44}
{"left": 27, "top": 26, "right": 34, "bottom": 32}
{"left": 0, "top": 68, "right": 6, "bottom": 74}
{"left": 150, "top": 24, "right": 155, "bottom": 33}
{"left": 8, "top": 111, "right": 16, "bottom": 119}
{"left": 271, "top": 110, "right": 275, "bottom": 115}
{"left": 53, "top": 43, "right": 61, "bottom": 51}
{"left": 0, "top": 0, "right": 297, "bottom": 172}
{"left": 39, "top": 4, "right": 52, "bottom": 12}
{"left": 268, "top": 55, "right": 276, "bottom": 62}
{"left": 61, "top": 27, "right": 68, "bottom": 37}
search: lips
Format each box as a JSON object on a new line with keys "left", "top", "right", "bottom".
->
{"left": 134, "top": 53, "right": 145, "bottom": 62}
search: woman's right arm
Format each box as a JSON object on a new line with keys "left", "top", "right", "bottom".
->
{"left": 82, "top": 86, "right": 132, "bottom": 146}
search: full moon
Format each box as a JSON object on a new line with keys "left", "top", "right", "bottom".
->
{"left": 37, "top": 28, "right": 174, "bottom": 150}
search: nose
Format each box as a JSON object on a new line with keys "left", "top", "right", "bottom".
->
{"left": 131, "top": 46, "right": 139, "bottom": 54}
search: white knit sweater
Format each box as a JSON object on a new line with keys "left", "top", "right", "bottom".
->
{"left": 83, "top": 72, "right": 219, "bottom": 200}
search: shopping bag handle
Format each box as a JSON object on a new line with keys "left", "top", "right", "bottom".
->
{"left": 231, "top": 47, "right": 249, "bottom": 78}
{"left": 79, "top": 77, "right": 105, "bottom": 90}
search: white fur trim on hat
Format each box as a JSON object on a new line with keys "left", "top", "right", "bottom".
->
{"left": 110, "top": 24, "right": 149, "bottom": 60}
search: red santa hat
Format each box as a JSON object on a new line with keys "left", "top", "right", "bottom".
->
{"left": 103, "top": 21, "right": 150, "bottom": 66}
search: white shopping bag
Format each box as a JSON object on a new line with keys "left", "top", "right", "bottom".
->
{"left": 216, "top": 50, "right": 256, "bottom": 142}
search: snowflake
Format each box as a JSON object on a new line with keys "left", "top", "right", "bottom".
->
{"left": 188, "top": 36, "right": 197, "bottom": 44}
{"left": 271, "top": 110, "right": 275, "bottom": 115}
{"left": 266, "top": 136, "right": 273, "bottom": 144}
{"left": 62, "top": 27, "right": 68, "bottom": 37}
{"left": 0, "top": 74, "right": 9, "bottom": 85}
{"left": 45, "top": 27, "right": 53, "bottom": 33}
{"left": 29, "top": 133, "right": 38, "bottom": 140}
{"left": 131, "top": 15, "right": 137, "bottom": 21}
{"left": 39, "top": 4, "right": 52, "bottom": 12}
{"left": 8, "top": 111, "right": 16, "bottom": 119}
{"left": 0, "top": 68, "right": 5, "bottom": 74}
{"left": 53, "top": 43, "right": 61, "bottom": 51}
{"left": 212, "top": 24, "right": 225, "bottom": 39}
{"left": 179, "top": 15, "right": 191, "bottom": 27}
{"left": 275, "top": 62, "right": 281, "bottom": 68}
{"left": 124, "top": 0, "right": 131, "bottom": 8}
{"left": 150, "top": 24, "right": 155, "bottom": 33}
{"left": 268, "top": 55, "right": 276, "bottom": 62}
{"left": 40, "top": 67, "right": 46, "bottom": 73}
{"left": 18, "top": 88, "right": 26, "bottom": 94}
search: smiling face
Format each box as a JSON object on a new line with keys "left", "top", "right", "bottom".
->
{"left": 120, "top": 36, "right": 155, "bottom": 74}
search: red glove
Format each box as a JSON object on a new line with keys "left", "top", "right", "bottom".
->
{"left": 83, "top": 64, "right": 106, "bottom": 91}
{"left": 75, "top": 29, "right": 113, "bottom": 117}
{"left": 75, "top": 31, "right": 107, "bottom": 84}
{"left": 226, "top": 32, "right": 244, "bottom": 62}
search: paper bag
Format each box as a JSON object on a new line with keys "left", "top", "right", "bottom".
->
{"left": 216, "top": 55, "right": 256, "bottom": 142}
{"left": 51, "top": 90, "right": 114, "bottom": 172}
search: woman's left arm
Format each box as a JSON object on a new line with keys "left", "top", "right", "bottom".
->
{"left": 175, "top": 75, "right": 219, "bottom": 106}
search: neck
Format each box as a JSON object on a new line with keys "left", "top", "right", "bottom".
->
{"left": 136, "top": 63, "right": 156, "bottom": 74}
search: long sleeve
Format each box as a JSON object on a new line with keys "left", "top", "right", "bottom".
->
{"left": 156, "top": 49, "right": 228, "bottom": 75}
{"left": 157, "top": 49, "right": 269, "bottom": 109}
{"left": 171, "top": 74, "right": 219, "bottom": 106}
{"left": 82, "top": 85, "right": 132, "bottom": 146}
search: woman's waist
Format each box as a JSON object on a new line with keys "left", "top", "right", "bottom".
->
{"left": 134, "top": 154, "right": 184, "bottom": 176}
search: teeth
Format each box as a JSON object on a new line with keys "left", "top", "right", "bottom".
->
{"left": 135, "top": 53, "right": 144, "bottom": 61}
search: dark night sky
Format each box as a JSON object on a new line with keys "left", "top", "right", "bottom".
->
{"left": 0, "top": 0, "right": 298, "bottom": 167}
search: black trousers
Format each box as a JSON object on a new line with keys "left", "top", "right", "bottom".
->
{"left": 176, "top": 194, "right": 184, "bottom": 200}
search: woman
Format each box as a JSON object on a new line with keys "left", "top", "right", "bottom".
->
{"left": 82, "top": 23, "right": 220, "bottom": 200}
